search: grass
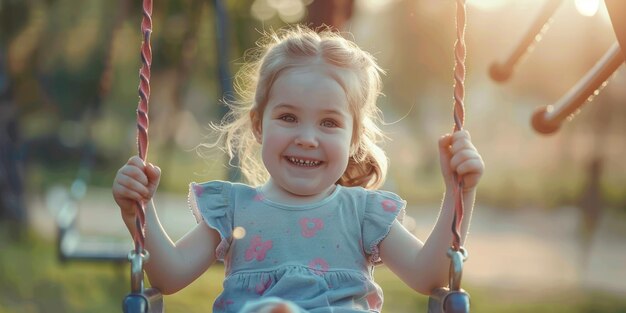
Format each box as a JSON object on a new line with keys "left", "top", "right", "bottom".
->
{"left": 1, "top": 227, "right": 626, "bottom": 313}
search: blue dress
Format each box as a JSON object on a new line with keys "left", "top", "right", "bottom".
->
{"left": 188, "top": 181, "right": 406, "bottom": 313}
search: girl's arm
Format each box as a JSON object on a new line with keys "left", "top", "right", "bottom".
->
{"left": 130, "top": 201, "right": 221, "bottom": 295}
{"left": 113, "top": 156, "right": 220, "bottom": 294}
{"left": 379, "top": 189, "right": 475, "bottom": 295}
{"left": 379, "top": 130, "right": 483, "bottom": 295}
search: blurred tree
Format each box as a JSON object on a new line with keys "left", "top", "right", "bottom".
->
{"left": 306, "top": 0, "right": 354, "bottom": 30}
{"left": 28, "top": 0, "right": 127, "bottom": 180}
{"left": 213, "top": 0, "right": 240, "bottom": 181}
{"left": 576, "top": 94, "right": 615, "bottom": 269}
{"left": 153, "top": 0, "right": 205, "bottom": 180}
{"left": 0, "top": 0, "right": 132, "bottom": 235}
{"left": 0, "top": 0, "right": 30, "bottom": 236}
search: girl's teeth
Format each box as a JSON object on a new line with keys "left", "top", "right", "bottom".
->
{"left": 288, "top": 157, "right": 320, "bottom": 166}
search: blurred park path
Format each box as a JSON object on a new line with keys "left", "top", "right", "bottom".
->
{"left": 28, "top": 187, "right": 626, "bottom": 297}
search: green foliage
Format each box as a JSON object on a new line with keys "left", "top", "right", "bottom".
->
{"left": 0, "top": 228, "right": 126, "bottom": 312}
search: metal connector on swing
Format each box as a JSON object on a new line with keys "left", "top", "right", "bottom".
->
{"left": 427, "top": 247, "right": 470, "bottom": 313}
{"left": 447, "top": 246, "right": 467, "bottom": 291}
{"left": 124, "top": 249, "right": 164, "bottom": 313}
{"left": 128, "top": 249, "right": 150, "bottom": 294}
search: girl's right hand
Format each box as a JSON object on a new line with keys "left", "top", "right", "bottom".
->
{"left": 112, "top": 156, "right": 161, "bottom": 221}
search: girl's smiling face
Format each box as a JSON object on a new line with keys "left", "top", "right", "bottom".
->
{"left": 252, "top": 64, "right": 354, "bottom": 203}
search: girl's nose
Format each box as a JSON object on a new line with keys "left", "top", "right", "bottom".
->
{"left": 294, "top": 127, "right": 319, "bottom": 149}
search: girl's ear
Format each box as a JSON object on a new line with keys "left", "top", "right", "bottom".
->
{"left": 250, "top": 110, "right": 263, "bottom": 144}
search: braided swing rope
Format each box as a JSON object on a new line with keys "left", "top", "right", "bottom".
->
{"left": 451, "top": 0, "right": 467, "bottom": 253}
{"left": 134, "top": 0, "right": 153, "bottom": 256}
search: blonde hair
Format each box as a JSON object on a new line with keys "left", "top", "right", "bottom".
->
{"left": 208, "top": 25, "right": 388, "bottom": 189}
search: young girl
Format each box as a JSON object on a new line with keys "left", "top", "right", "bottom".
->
{"left": 113, "top": 26, "right": 484, "bottom": 313}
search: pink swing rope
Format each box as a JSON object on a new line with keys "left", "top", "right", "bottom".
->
{"left": 451, "top": 0, "right": 467, "bottom": 252}
{"left": 134, "top": 0, "right": 153, "bottom": 255}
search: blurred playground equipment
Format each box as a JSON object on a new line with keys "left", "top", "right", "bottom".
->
{"left": 489, "top": 0, "right": 625, "bottom": 135}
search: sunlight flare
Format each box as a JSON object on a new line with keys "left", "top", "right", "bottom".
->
{"left": 575, "top": 0, "right": 600, "bottom": 17}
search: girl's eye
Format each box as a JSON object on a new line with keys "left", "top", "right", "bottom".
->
{"left": 321, "top": 119, "right": 338, "bottom": 128}
{"left": 279, "top": 114, "right": 296, "bottom": 123}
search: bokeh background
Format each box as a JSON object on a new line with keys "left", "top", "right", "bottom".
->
{"left": 1, "top": 0, "right": 625, "bottom": 312}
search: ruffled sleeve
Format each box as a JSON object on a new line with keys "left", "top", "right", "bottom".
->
{"left": 362, "top": 189, "right": 407, "bottom": 265}
{"left": 188, "top": 180, "right": 233, "bottom": 261}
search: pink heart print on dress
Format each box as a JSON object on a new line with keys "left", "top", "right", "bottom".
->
{"left": 381, "top": 199, "right": 397, "bottom": 212}
{"left": 299, "top": 217, "right": 324, "bottom": 238}
{"left": 253, "top": 193, "right": 265, "bottom": 202}
{"left": 193, "top": 184, "right": 204, "bottom": 196}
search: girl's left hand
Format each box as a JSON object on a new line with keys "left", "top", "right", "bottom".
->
{"left": 438, "top": 130, "right": 484, "bottom": 192}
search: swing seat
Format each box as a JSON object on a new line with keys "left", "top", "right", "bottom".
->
{"left": 123, "top": 288, "right": 164, "bottom": 313}
{"left": 56, "top": 197, "right": 130, "bottom": 263}
{"left": 428, "top": 287, "right": 470, "bottom": 313}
